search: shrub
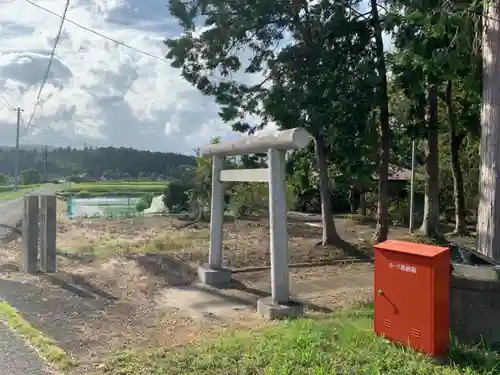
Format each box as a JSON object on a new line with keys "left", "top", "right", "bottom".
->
{"left": 135, "top": 200, "right": 149, "bottom": 212}
{"left": 163, "top": 181, "right": 192, "bottom": 213}
{"left": 135, "top": 192, "right": 155, "bottom": 212}
{"left": 229, "top": 182, "right": 297, "bottom": 217}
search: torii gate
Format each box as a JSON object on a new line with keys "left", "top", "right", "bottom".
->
{"left": 197, "top": 127, "right": 310, "bottom": 319}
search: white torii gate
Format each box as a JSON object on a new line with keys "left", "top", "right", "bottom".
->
{"left": 197, "top": 127, "right": 310, "bottom": 319}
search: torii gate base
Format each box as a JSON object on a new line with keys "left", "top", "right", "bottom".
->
{"left": 198, "top": 265, "right": 232, "bottom": 286}
{"left": 197, "top": 128, "right": 310, "bottom": 320}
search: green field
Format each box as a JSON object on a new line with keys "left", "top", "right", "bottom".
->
{"left": 59, "top": 181, "right": 167, "bottom": 198}
{"left": 103, "top": 305, "right": 497, "bottom": 375}
{"left": 0, "top": 185, "right": 43, "bottom": 203}
{"left": 0, "top": 184, "right": 43, "bottom": 193}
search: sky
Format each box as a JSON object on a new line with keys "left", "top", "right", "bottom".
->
{"left": 0, "top": 0, "right": 387, "bottom": 154}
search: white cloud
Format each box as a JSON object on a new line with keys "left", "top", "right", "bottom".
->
{"left": 0, "top": 0, "right": 384, "bottom": 154}
{"left": 0, "top": 0, "right": 239, "bottom": 153}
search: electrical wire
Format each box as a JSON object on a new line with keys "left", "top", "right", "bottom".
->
{"left": 0, "top": 93, "right": 15, "bottom": 111}
{"left": 27, "top": 123, "right": 103, "bottom": 148}
{"left": 23, "top": 0, "right": 169, "bottom": 63}
{"left": 0, "top": 96, "right": 14, "bottom": 111}
{"left": 20, "top": 0, "right": 70, "bottom": 138}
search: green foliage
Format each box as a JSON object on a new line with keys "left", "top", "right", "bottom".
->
{"left": 0, "top": 146, "right": 196, "bottom": 181}
{"left": 20, "top": 169, "right": 40, "bottom": 185}
{"left": 135, "top": 192, "right": 155, "bottom": 212}
{"left": 228, "top": 183, "right": 296, "bottom": 217}
{"left": 163, "top": 181, "right": 192, "bottom": 213}
{"left": 135, "top": 200, "right": 148, "bottom": 212}
{"left": 0, "top": 173, "right": 8, "bottom": 185}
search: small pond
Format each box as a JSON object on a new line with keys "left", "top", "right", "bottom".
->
{"left": 68, "top": 196, "right": 142, "bottom": 219}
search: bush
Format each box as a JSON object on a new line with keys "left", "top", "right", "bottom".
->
{"left": 388, "top": 195, "right": 424, "bottom": 226}
{"left": 135, "top": 192, "right": 155, "bottom": 212}
{"left": 20, "top": 169, "right": 40, "bottom": 185}
{"left": 135, "top": 200, "right": 149, "bottom": 212}
{"left": 163, "top": 181, "right": 191, "bottom": 213}
{"left": 229, "top": 182, "right": 296, "bottom": 217}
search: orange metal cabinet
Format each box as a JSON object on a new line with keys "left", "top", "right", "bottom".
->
{"left": 374, "top": 240, "right": 450, "bottom": 358}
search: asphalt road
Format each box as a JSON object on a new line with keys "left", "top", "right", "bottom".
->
{"left": 0, "top": 323, "right": 49, "bottom": 375}
{"left": 0, "top": 185, "right": 56, "bottom": 374}
{"left": 0, "top": 185, "right": 58, "bottom": 230}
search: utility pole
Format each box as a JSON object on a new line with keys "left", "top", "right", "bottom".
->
{"left": 409, "top": 130, "right": 416, "bottom": 233}
{"left": 14, "top": 107, "right": 22, "bottom": 191}
{"left": 44, "top": 145, "right": 48, "bottom": 183}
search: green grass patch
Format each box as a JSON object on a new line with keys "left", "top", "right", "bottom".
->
{"left": 102, "top": 305, "right": 500, "bottom": 375}
{"left": 0, "top": 301, "right": 76, "bottom": 371}
{"left": 58, "top": 229, "right": 210, "bottom": 258}
{"left": 0, "top": 183, "right": 43, "bottom": 192}
{"left": 0, "top": 186, "right": 42, "bottom": 202}
{"left": 98, "top": 180, "right": 169, "bottom": 185}
{"left": 61, "top": 182, "right": 166, "bottom": 196}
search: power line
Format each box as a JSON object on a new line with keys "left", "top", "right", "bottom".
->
{"left": 0, "top": 93, "right": 15, "bottom": 111}
{"left": 23, "top": 0, "right": 169, "bottom": 63}
{"left": 0, "top": 97, "right": 13, "bottom": 111}
{"left": 20, "top": 0, "right": 70, "bottom": 138}
{"left": 27, "top": 123, "right": 103, "bottom": 148}
{"left": 23, "top": 0, "right": 230, "bottom": 83}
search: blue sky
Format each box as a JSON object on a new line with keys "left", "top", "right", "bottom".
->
{"left": 0, "top": 0, "right": 390, "bottom": 153}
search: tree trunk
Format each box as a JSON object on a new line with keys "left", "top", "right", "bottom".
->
{"left": 359, "top": 190, "right": 367, "bottom": 217}
{"left": 477, "top": 1, "right": 500, "bottom": 260}
{"left": 314, "top": 136, "right": 341, "bottom": 246}
{"left": 419, "top": 86, "right": 441, "bottom": 237}
{"left": 370, "top": 0, "right": 390, "bottom": 243}
{"left": 348, "top": 186, "right": 356, "bottom": 213}
{"left": 445, "top": 80, "right": 468, "bottom": 235}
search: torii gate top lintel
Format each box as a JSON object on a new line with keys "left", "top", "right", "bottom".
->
{"left": 199, "top": 127, "right": 310, "bottom": 158}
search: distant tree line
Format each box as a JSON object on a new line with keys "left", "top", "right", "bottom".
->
{"left": 0, "top": 146, "right": 196, "bottom": 181}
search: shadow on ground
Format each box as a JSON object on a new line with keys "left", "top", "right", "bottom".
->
{"left": 125, "top": 252, "right": 197, "bottom": 286}
{"left": 226, "top": 279, "right": 334, "bottom": 313}
{"left": 43, "top": 272, "right": 118, "bottom": 301}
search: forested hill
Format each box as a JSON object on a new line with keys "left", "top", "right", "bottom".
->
{"left": 0, "top": 146, "right": 196, "bottom": 180}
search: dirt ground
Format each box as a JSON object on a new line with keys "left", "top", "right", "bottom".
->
{"left": 0, "top": 207, "right": 402, "bottom": 373}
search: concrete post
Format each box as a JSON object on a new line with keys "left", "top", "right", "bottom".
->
{"left": 23, "top": 195, "right": 39, "bottom": 273}
{"left": 267, "top": 148, "right": 290, "bottom": 304}
{"left": 40, "top": 195, "right": 57, "bottom": 273}
{"left": 208, "top": 155, "right": 224, "bottom": 269}
{"left": 197, "top": 155, "right": 232, "bottom": 286}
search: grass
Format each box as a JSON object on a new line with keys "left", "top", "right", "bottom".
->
{"left": 0, "top": 301, "right": 76, "bottom": 371}
{"left": 0, "top": 183, "right": 43, "bottom": 193}
{"left": 59, "top": 181, "right": 167, "bottom": 197}
{"left": 102, "top": 305, "right": 500, "bottom": 375}
{"left": 0, "top": 185, "right": 42, "bottom": 202}
{"left": 57, "top": 229, "right": 210, "bottom": 259}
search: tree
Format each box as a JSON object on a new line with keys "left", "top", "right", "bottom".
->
{"left": 20, "top": 169, "right": 40, "bottom": 185}
{"left": 165, "top": 0, "right": 376, "bottom": 246}
{"left": 163, "top": 181, "right": 192, "bottom": 212}
{"left": 370, "top": 0, "right": 391, "bottom": 242}
{"left": 477, "top": 0, "right": 500, "bottom": 259}
{"left": 0, "top": 173, "right": 8, "bottom": 185}
{"left": 390, "top": 4, "right": 450, "bottom": 237}
{"left": 0, "top": 146, "right": 196, "bottom": 181}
